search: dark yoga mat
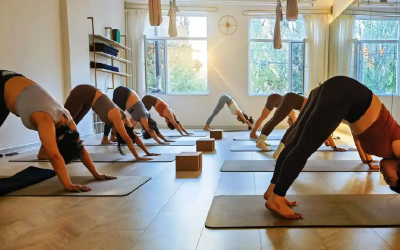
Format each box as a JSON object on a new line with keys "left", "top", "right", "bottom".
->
{"left": 10, "top": 153, "right": 177, "bottom": 163}
{"left": 205, "top": 195, "right": 400, "bottom": 228}
{"left": 220, "top": 160, "right": 378, "bottom": 172}
{"left": 233, "top": 135, "right": 282, "bottom": 141}
{"left": 230, "top": 144, "right": 356, "bottom": 152}
{"left": 0, "top": 166, "right": 56, "bottom": 196}
{"left": 138, "top": 132, "right": 208, "bottom": 137}
{"left": 84, "top": 141, "right": 196, "bottom": 146}
{"left": 6, "top": 176, "right": 151, "bottom": 196}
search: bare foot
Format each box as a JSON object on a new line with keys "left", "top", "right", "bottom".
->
{"left": 263, "top": 184, "right": 296, "bottom": 206}
{"left": 203, "top": 125, "right": 213, "bottom": 131}
{"left": 265, "top": 193, "right": 301, "bottom": 219}
{"left": 101, "top": 139, "right": 115, "bottom": 145}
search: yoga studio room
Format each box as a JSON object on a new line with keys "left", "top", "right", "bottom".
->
{"left": 1, "top": 0, "right": 400, "bottom": 249}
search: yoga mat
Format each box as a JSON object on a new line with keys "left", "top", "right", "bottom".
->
{"left": 220, "top": 160, "right": 378, "bottom": 172}
{"left": 233, "top": 135, "right": 282, "bottom": 141}
{"left": 10, "top": 153, "right": 177, "bottom": 163}
{"left": 161, "top": 132, "right": 208, "bottom": 137}
{"left": 84, "top": 141, "right": 196, "bottom": 146}
{"left": 0, "top": 167, "right": 56, "bottom": 195}
{"left": 205, "top": 195, "right": 400, "bottom": 228}
{"left": 6, "top": 176, "right": 151, "bottom": 196}
{"left": 230, "top": 144, "right": 356, "bottom": 152}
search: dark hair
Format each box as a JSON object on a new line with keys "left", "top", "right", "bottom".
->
{"left": 167, "top": 119, "right": 179, "bottom": 130}
{"left": 116, "top": 124, "right": 137, "bottom": 155}
{"left": 238, "top": 112, "right": 254, "bottom": 130}
{"left": 56, "top": 125, "right": 83, "bottom": 164}
{"left": 390, "top": 181, "right": 400, "bottom": 194}
{"left": 142, "top": 116, "right": 160, "bottom": 139}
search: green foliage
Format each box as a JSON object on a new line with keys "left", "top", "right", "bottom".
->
{"left": 353, "top": 20, "right": 399, "bottom": 95}
{"left": 249, "top": 19, "right": 305, "bottom": 95}
{"left": 145, "top": 17, "right": 207, "bottom": 94}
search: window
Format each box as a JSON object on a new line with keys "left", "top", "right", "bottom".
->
{"left": 351, "top": 19, "right": 400, "bottom": 95}
{"left": 249, "top": 18, "right": 305, "bottom": 95}
{"left": 144, "top": 14, "right": 208, "bottom": 94}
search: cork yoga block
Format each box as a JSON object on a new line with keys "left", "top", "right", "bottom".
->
{"left": 210, "top": 130, "right": 223, "bottom": 140}
{"left": 196, "top": 138, "right": 215, "bottom": 152}
{"left": 175, "top": 152, "right": 203, "bottom": 171}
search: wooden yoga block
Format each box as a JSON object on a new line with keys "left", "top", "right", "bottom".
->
{"left": 196, "top": 138, "right": 215, "bottom": 152}
{"left": 176, "top": 152, "right": 202, "bottom": 171}
{"left": 210, "top": 130, "right": 223, "bottom": 140}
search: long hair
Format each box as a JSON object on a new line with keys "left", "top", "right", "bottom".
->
{"left": 56, "top": 125, "right": 83, "bottom": 163}
{"left": 238, "top": 112, "right": 254, "bottom": 130}
{"left": 116, "top": 124, "right": 137, "bottom": 155}
{"left": 167, "top": 119, "right": 180, "bottom": 130}
{"left": 142, "top": 115, "right": 160, "bottom": 139}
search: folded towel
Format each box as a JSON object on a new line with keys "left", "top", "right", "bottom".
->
{"left": 90, "top": 62, "right": 120, "bottom": 72}
{"left": 0, "top": 166, "right": 56, "bottom": 196}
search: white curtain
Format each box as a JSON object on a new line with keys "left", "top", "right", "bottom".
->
{"left": 328, "top": 14, "right": 355, "bottom": 78}
{"left": 303, "top": 14, "right": 330, "bottom": 94}
{"left": 125, "top": 9, "right": 149, "bottom": 92}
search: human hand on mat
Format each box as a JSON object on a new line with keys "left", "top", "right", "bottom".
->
{"left": 94, "top": 174, "right": 117, "bottom": 181}
{"left": 333, "top": 147, "right": 346, "bottom": 152}
{"left": 137, "top": 157, "right": 152, "bottom": 161}
{"left": 146, "top": 153, "right": 161, "bottom": 156}
{"left": 159, "top": 142, "right": 170, "bottom": 145}
{"left": 65, "top": 184, "right": 92, "bottom": 192}
{"left": 165, "top": 140, "right": 175, "bottom": 143}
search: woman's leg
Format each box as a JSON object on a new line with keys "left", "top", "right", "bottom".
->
{"left": 73, "top": 104, "right": 91, "bottom": 125}
{"left": 204, "top": 95, "right": 229, "bottom": 130}
{"left": 250, "top": 108, "right": 271, "bottom": 139}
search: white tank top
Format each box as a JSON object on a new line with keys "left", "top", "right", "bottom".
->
{"left": 229, "top": 100, "right": 239, "bottom": 115}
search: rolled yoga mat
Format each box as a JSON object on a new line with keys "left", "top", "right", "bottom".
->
{"left": 84, "top": 141, "right": 196, "bottom": 146}
{"left": 230, "top": 144, "right": 356, "bottom": 152}
{"left": 10, "top": 153, "right": 178, "bottom": 163}
{"left": 233, "top": 135, "right": 282, "bottom": 141}
{"left": 205, "top": 195, "right": 400, "bottom": 228}
{"left": 6, "top": 176, "right": 151, "bottom": 196}
{"left": 0, "top": 166, "right": 57, "bottom": 195}
{"left": 220, "top": 160, "right": 378, "bottom": 172}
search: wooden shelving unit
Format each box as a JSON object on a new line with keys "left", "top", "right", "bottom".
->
{"left": 87, "top": 17, "right": 132, "bottom": 90}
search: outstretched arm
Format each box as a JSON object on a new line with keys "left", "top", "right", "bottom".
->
{"left": 134, "top": 136, "right": 160, "bottom": 156}
{"left": 251, "top": 108, "right": 271, "bottom": 135}
{"left": 325, "top": 135, "right": 346, "bottom": 152}
{"left": 237, "top": 110, "right": 253, "bottom": 129}
{"left": 288, "top": 110, "right": 296, "bottom": 124}
{"left": 141, "top": 118, "right": 164, "bottom": 143}
{"left": 352, "top": 134, "right": 377, "bottom": 168}
{"left": 166, "top": 112, "right": 185, "bottom": 136}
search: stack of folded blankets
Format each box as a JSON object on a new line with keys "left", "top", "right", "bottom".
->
{"left": 90, "top": 43, "right": 119, "bottom": 57}
{"left": 90, "top": 62, "right": 120, "bottom": 73}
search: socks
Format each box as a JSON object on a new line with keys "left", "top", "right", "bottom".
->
{"left": 273, "top": 142, "right": 285, "bottom": 161}
{"left": 256, "top": 134, "right": 269, "bottom": 150}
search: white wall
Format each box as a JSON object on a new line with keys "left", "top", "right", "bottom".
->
{"left": 0, "top": 0, "right": 64, "bottom": 149}
{"left": 63, "top": 0, "right": 126, "bottom": 135}
{"left": 140, "top": 5, "right": 305, "bottom": 129}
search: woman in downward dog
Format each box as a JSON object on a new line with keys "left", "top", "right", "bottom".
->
{"left": 264, "top": 76, "right": 400, "bottom": 219}
{"left": 256, "top": 93, "right": 307, "bottom": 150}
{"left": 103, "top": 86, "right": 171, "bottom": 143}
{"left": 0, "top": 70, "right": 115, "bottom": 192}
{"left": 142, "top": 94, "right": 192, "bottom": 136}
{"left": 204, "top": 94, "right": 254, "bottom": 131}
{"left": 60, "top": 84, "right": 159, "bottom": 161}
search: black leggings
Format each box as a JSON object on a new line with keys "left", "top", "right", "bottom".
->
{"left": 104, "top": 86, "right": 130, "bottom": 136}
{"left": 0, "top": 71, "right": 24, "bottom": 127}
{"left": 271, "top": 76, "right": 372, "bottom": 196}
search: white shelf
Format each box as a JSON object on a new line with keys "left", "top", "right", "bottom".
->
{"left": 95, "top": 68, "right": 132, "bottom": 77}
{"left": 91, "top": 35, "right": 132, "bottom": 51}
{"left": 94, "top": 52, "right": 132, "bottom": 64}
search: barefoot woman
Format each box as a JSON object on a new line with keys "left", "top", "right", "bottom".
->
{"left": 264, "top": 76, "right": 400, "bottom": 219}
{"left": 60, "top": 84, "right": 158, "bottom": 161}
{"left": 1, "top": 70, "right": 115, "bottom": 192}
{"left": 204, "top": 94, "right": 254, "bottom": 130}
{"left": 142, "top": 94, "right": 192, "bottom": 136}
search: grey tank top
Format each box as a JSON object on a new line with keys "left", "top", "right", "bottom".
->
{"left": 127, "top": 101, "right": 150, "bottom": 122}
{"left": 15, "top": 84, "right": 72, "bottom": 131}
{"left": 92, "top": 94, "right": 126, "bottom": 127}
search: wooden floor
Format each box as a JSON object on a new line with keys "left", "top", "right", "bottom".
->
{"left": 0, "top": 129, "right": 399, "bottom": 250}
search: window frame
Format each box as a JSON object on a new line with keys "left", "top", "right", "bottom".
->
{"left": 352, "top": 17, "right": 400, "bottom": 96}
{"left": 143, "top": 13, "right": 209, "bottom": 96}
{"left": 247, "top": 18, "right": 306, "bottom": 96}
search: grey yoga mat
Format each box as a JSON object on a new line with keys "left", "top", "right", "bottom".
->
{"left": 220, "top": 160, "right": 379, "bottom": 172}
{"left": 84, "top": 141, "right": 196, "bottom": 146}
{"left": 233, "top": 135, "right": 282, "bottom": 141}
{"left": 9, "top": 153, "right": 177, "bottom": 163}
{"left": 205, "top": 195, "right": 400, "bottom": 228}
{"left": 6, "top": 176, "right": 151, "bottom": 196}
{"left": 230, "top": 144, "right": 356, "bottom": 152}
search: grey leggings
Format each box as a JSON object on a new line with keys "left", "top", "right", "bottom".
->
{"left": 206, "top": 94, "right": 231, "bottom": 125}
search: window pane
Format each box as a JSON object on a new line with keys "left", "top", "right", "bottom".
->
{"left": 145, "top": 40, "right": 166, "bottom": 93}
{"left": 144, "top": 16, "right": 207, "bottom": 38}
{"left": 167, "top": 40, "right": 208, "bottom": 94}
{"left": 250, "top": 19, "right": 305, "bottom": 40}
{"left": 360, "top": 42, "right": 397, "bottom": 95}
{"left": 249, "top": 42, "right": 289, "bottom": 95}
{"left": 291, "top": 42, "right": 304, "bottom": 94}
{"left": 354, "top": 20, "right": 399, "bottom": 40}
